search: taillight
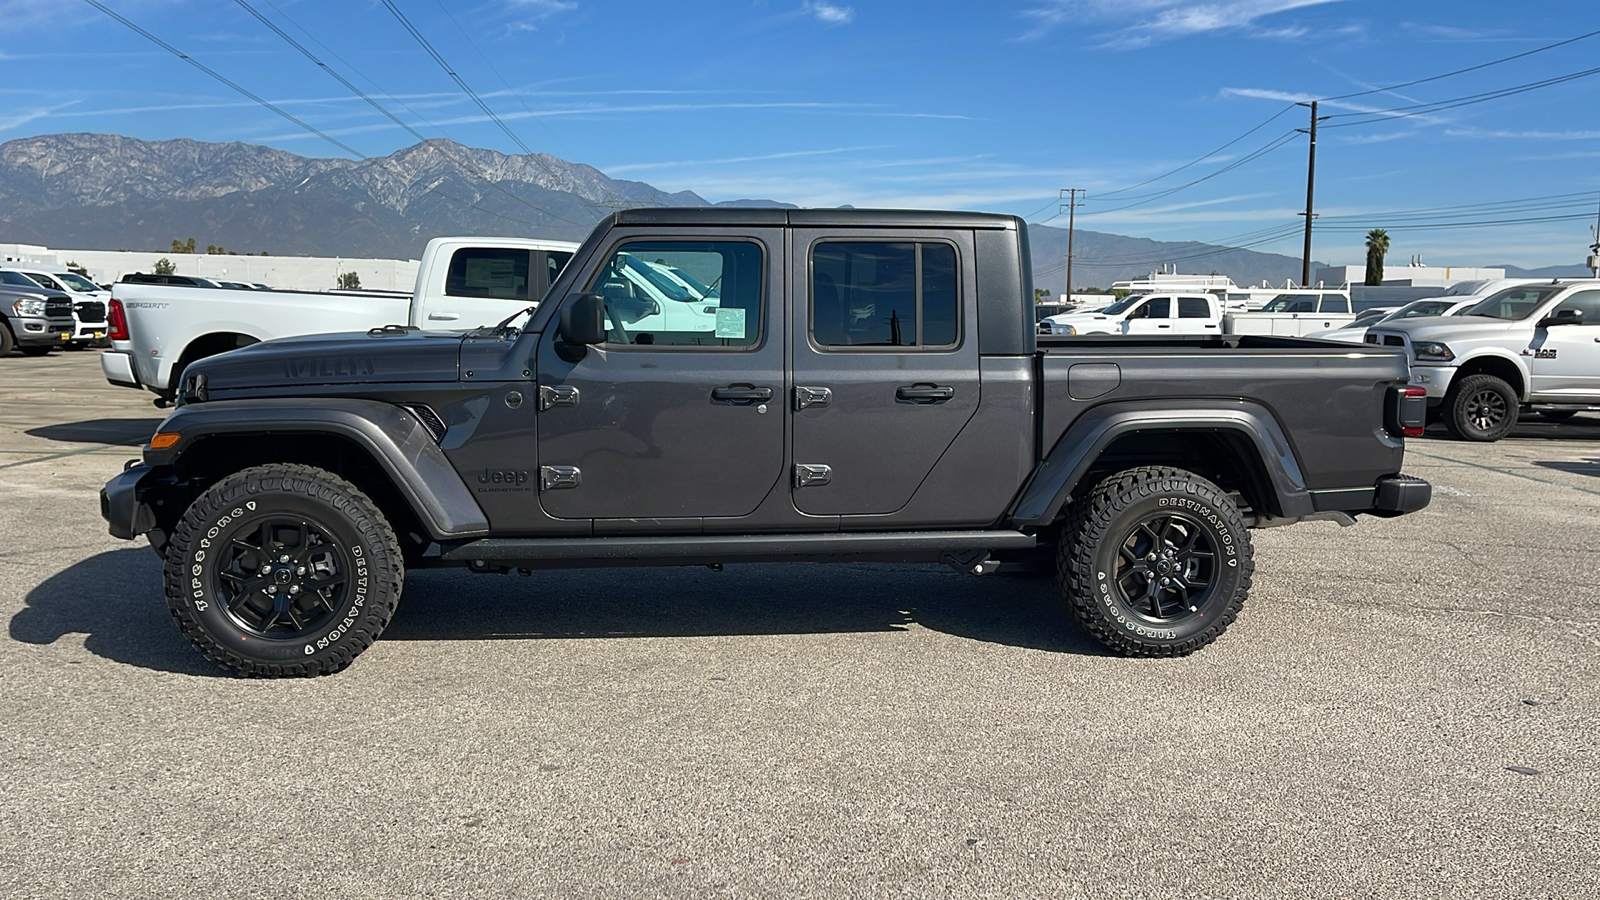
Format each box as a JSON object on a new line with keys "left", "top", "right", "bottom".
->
{"left": 1402, "top": 386, "right": 1427, "bottom": 437}
{"left": 107, "top": 298, "right": 129, "bottom": 341}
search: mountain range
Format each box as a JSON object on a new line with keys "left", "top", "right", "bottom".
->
{"left": 3, "top": 133, "right": 1340, "bottom": 288}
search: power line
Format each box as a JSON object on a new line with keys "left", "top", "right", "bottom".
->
{"left": 232, "top": 0, "right": 588, "bottom": 227}
{"left": 84, "top": 0, "right": 564, "bottom": 233}
{"left": 1322, "top": 64, "right": 1600, "bottom": 128}
{"left": 1321, "top": 27, "right": 1600, "bottom": 101}
{"left": 1094, "top": 104, "right": 1298, "bottom": 200}
{"left": 1079, "top": 130, "right": 1302, "bottom": 216}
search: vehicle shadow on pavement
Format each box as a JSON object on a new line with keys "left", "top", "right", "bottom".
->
{"left": 1421, "top": 415, "right": 1600, "bottom": 442}
{"left": 388, "top": 563, "right": 1110, "bottom": 655}
{"left": 26, "top": 418, "right": 166, "bottom": 446}
{"left": 1534, "top": 458, "right": 1600, "bottom": 478}
{"left": 9, "top": 547, "right": 224, "bottom": 677}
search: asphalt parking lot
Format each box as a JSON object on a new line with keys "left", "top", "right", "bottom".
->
{"left": 2, "top": 350, "right": 1596, "bottom": 898}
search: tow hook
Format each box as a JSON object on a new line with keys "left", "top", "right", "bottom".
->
{"left": 941, "top": 550, "right": 999, "bottom": 576}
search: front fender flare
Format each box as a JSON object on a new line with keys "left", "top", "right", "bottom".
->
{"left": 1008, "top": 399, "right": 1312, "bottom": 527}
{"left": 145, "top": 398, "right": 490, "bottom": 539}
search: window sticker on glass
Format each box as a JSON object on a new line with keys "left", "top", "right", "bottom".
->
{"left": 715, "top": 307, "right": 747, "bottom": 339}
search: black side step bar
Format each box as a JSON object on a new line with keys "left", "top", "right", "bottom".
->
{"left": 440, "top": 530, "right": 1037, "bottom": 567}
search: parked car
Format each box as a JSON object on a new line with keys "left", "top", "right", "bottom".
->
{"left": 1367, "top": 279, "right": 1600, "bottom": 440}
{"left": 1040, "top": 293, "right": 1222, "bottom": 335}
{"left": 2, "top": 268, "right": 111, "bottom": 348}
{"left": 102, "top": 207, "right": 1430, "bottom": 676}
{"left": 103, "top": 236, "right": 579, "bottom": 404}
{"left": 0, "top": 271, "right": 75, "bottom": 356}
{"left": 1307, "top": 299, "right": 1475, "bottom": 343}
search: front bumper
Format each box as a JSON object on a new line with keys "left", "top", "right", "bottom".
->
{"left": 101, "top": 463, "right": 156, "bottom": 539}
{"left": 101, "top": 350, "right": 142, "bottom": 388}
{"left": 10, "top": 315, "right": 74, "bottom": 347}
{"left": 72, "top": 321, "right": 108, "bottom": 343}
{"left": 1408, "top": 365, "right": 1456, "bottom": 402}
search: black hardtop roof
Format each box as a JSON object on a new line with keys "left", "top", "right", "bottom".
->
{"left": 609, "top": 207, "right": 1022, "bottom": 230}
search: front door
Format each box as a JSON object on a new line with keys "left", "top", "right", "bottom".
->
{"left": 1123, "top": 295, "right": 1173, "bottom": 335}
{"left": 534, "top": 230, "right": 786, "bottom": 521}
{"left": 789, "top": 229, "right": 980, "bottom": 519}
{"left": 1528, "top": 289, "right": 1600, "bottom": 400}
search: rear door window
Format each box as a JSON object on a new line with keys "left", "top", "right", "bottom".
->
{"left": 1177, "top": 296, "right": 1210, "bottom": 318}
{"left": 811, "top": 241, "right": 959, "bottom": 348}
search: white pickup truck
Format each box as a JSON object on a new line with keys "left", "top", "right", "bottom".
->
{"left": 1223, "top": 290, "right": 1356, "bottom": 336}
{"left": 1366, "top": 278, "right": 1600, "bottom": 441}
{"left": 102, "top": 236, "right": 578, "bottom": 403}
{"left": 1038, "top": 292, "right": 1224, "bottom": 335}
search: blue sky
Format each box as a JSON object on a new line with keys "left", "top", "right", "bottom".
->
{"left": 3, "top": 0, "right": 1599, "bottom": 271}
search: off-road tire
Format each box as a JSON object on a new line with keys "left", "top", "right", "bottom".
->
{"left": 18, "top": 345, "right": 52, "bottom": 357}
{"left": 1059, "top": 466, "right": 1254, "bottom": 657}
{"left": 1444, "top": 374, "right": 1518, "bottom": 442}
{"left": 163, "top": 464, "right": 403, "bottom": 677}
{"left": 0, "top": 323, "right": 14, "bottom": 356}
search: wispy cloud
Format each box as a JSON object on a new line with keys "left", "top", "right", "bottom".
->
{"left": 1446, "top": 127, "right": 1600, "bottom": 141}
{"left": 1021, "top": 1, "right": 1343, "bottom": 48}
{"left": 804, "top": 2, "right": 856, "bottom": 25}
{"left": 1220, "top": 86, "right": 1450, "bottom": 126}
{"left": 604, "top": 145, "right": 891, "bottom": 174}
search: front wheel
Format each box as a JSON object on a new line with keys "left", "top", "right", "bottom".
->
{"left": 1444, "top": 374, "right": 1518, "bottom": 442}
{"left": 1059, "top": 467, "right": 1254, "bottom": 657}
{"left": 163, "top": 464, "right": 403, "bottom": 677}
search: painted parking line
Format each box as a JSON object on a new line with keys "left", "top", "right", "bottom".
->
{"left": 0, "top": 444, "right": 129, "bottom": 471}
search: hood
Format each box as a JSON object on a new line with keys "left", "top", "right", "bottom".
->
{"left": 186, "top": 329, "right": 464, "bottom": 394}
{"left": 1369, "top": 315, "right": 1524, "bottom": 343}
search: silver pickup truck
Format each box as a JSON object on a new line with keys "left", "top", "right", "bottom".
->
{"left": 1366, "top": 278, "right": 1600, "bottom": 440}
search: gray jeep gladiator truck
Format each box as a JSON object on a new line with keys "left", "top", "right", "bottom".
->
{"left": 102, "top": 208, "right": 1430, "bottom": 676}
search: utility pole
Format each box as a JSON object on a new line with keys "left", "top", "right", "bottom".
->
{"left": 1060, "top": 188, "right": 1083, "bottom": 299}
{"left": 1296, "top": 101, "right": 1321, "bottom": 288}
{"left": 1589, "top": 192, "right": 1600, "bottom": 277}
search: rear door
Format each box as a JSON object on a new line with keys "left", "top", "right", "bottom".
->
{"left": 789, "top": 229, "right": 979, "bottom": 519}
{"left": 1174, "top": 295, "right": 1221, "bottom": 334}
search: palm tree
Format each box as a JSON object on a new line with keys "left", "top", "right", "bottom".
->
{"left": 1364, "top": 228, "right": 1390, "bottom": 286}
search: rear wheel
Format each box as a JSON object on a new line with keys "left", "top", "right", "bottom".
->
{"left": 163, "top": 463, "right": 403, "bottom": 677}
{"left": 1059, "top": 467, "right": 1254, "bottom": 657}
{"left": 1444, "top": 374, "right": 1518, "bottom": 442}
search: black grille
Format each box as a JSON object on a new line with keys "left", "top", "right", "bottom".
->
{"left": 45, "top": 297, "right": 72, "bottom": 318}
{"left": 74, "top": 301, "right": 106, "bottom": 322}
{"left": 401, "top": 404, "right": 447, "bottom": 442}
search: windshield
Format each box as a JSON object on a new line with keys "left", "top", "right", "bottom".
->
{"left": 1260, "top": 294, "right": 1317, "bottom": 313}
{"left": 55, "top": 272, "right": 100, "bottom": 292}
{"left": 1442, "top": 280, "right": 1488, "bottom": 296}
{"left": 1392, "top": 300, "right": 1455, "bottom": 319}
{"left": 617, "top": 255, "right": 701, "bottom": 302}
{"left": 1350, "top": 309, "right": 1391, "bottom": 327}
{"left": 21, "top": 272, "right": 64, "bottom": 291}
{"left": 1098, "top": 294, "right": 1148, "bottom": 316}
{"left": 1464, "top": 285, "right": 1564, "bottom": 320}
{"left": 0, "top": 271, "right": 42, "bottom": 287}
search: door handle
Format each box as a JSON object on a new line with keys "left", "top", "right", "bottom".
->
{"left": 711, "top": 384, "right": 773, "bottom": 404}
{"left": 896, "top": 384, "right": 955, "bottom": 403}
{"left": 427, "top": 311, "right": 461, "bottom": 321}
{"left": 1157, "top": 324, "right": 1171, "bottom": 329}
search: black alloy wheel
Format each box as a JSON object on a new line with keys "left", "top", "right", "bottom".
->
{"left": 1109, "top": 512, "right": 1218, "bottom": 624}
{"left": 1059, "top": 466, "right": 1253, "bottom": 657}
{"left": 1446, "top": 374, "right": 1519, "bottom": 442}
{"left": 214, "top": 517, "right": 352, "bottom": 639}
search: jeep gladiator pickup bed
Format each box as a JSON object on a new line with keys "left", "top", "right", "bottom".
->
{"left": 101, "top": 208, "right": 1431, "bottom": 676}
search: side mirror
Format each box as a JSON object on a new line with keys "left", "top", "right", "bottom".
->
{"left": 1539, "top": 308, "right": 1582, "bottom": 328}
{"left": 559, "top": 292, "right": 607, "bottom": 345}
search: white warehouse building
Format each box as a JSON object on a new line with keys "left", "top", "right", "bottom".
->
{"left": 1314, "top": 263, "right": 1504, "bottom": 289}
{"left": 0, "top": 242, "right": 420, "bottom": 292}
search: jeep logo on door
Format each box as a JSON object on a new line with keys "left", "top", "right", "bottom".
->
{"left": 283, "top": 357, "right": 376, "bottom": 379}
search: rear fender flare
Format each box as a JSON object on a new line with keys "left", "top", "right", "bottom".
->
{"left": 145, "top": 398, "right": 489, "bottom": 539}
{"left": 1009, "top": 400, "right": 1312, "bottom": 527}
